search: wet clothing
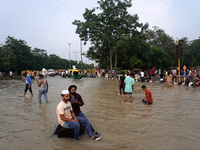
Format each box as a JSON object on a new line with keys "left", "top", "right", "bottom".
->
{"left": 145, "top": 89, "right": 153, "bottom": 104}
{"left": 24, "top": 84, "right": 32, "bottom": 93}
{"left": 124, "top": 76, "right": 134, "bottom": 93}
{"left": 71, "top": 93, "right": 84, "bottom": 115}
{"left": 142, "top": 100, "right": 152, "bottom": 105}
{"left": 38, "top": 79, "right": 48, "bottom": 103}
{"left": 38, "top": 89, "right": 48, "bottom": 103}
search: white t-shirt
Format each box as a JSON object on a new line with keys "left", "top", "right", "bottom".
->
{"left": 10, "top": 71, "right": 13, "bottom": 76}
{"left": 57, "top": 100, "right": 73, "bottom": 126}
{"left": 141, "top": 72, "right": 144, "bottom": 77}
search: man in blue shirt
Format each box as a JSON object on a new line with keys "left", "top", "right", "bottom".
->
{"left": 23, "top": 72, "right": 33, "bottom": 97}
{"left": 124, "top": 73, "right": 135, "bottom": 103}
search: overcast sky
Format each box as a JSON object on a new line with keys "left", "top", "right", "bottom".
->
{"left": 0, "top": 0, "right": 199, "bottom": 64}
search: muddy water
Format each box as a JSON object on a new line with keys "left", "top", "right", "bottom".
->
{"left": 0, "top": 76, "right": 200, "bottom": 150}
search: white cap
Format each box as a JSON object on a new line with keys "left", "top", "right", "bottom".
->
{"left": 61, "top": 90, "right": 69, "bottom": 95}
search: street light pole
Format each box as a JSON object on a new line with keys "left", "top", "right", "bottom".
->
{"left": 80, "top": 39, "right": 83, "bottom": 70}
{"left": 67, "top": 43, "right": 72, "bottom": 69}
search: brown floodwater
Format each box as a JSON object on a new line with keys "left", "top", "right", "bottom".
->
{"left": 0, "top": 76, "right": 200, "bottom": 150}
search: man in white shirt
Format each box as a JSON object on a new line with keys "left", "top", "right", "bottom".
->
{"left": 140, "top": 70, "right": 145, "bottom": 82}
{"left": 57, "top": 90, "right": 102, "bottom": 141}
{"left": 9, "top": 71, "right": 13, "bottom": 79}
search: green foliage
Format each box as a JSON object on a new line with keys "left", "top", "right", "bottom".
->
{"left": 3, "top": 36, "right": 32, "bottom": 71}
{"left": 74, "top": 0, "right": 200, "bottom": 71}
{"left": 73, "top": 0, "right": 148, "bottom": 76}
{"left": 0, "top": 46, "right": 16, "bottom": 72}
{"left": 0, "top": 36, "right": 93, "bottom": 72}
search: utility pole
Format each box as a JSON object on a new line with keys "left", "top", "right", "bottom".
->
{"left": 176, "top": 40, "right": 183, "bottom": 84}
{"left": 67, "top": 43, "right": 72, "bottom": 69}
{"left": 80, "top": 39, "right": 83, "bottom": 69}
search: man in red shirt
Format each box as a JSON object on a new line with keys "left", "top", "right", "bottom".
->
{"left": 141, "top": 85, "right": 153, "bottom": 105}
{"left": 151, "top": 67, "right": 155, "bottom": 82}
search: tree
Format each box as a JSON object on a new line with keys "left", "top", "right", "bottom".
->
{"left": 0, "top": 46, "right": 15, "bottom": 72}
{"left": 32, "top": 48, "right": 48, "bottom": 70}
{"left": 3, "top": 36, "right": 32, "bottom": 71}
{"left": 73, "top": 0, "right": 148, "bottom": 77}
{"left": 182, "top": 37, "right": 200, "bottom": 67}
{"left": 145, "top": 26, "right": 175, "bottom": 66}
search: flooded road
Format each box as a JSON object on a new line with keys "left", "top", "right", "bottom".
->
{"left": 0, "top": 76, "right": 200, "bottom": 150}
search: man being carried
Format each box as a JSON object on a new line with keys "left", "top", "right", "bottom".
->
{"left": 141, "top": 85, "right": 153, "bottom": 105}
{"left": 123, "top": 73, "right": 135, "bottom": 103}
{"left": 57, "top": 90, "right": 102, "bottom": 141}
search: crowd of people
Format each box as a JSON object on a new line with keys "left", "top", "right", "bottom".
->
{"left": 138, "top": 67, "right": 200, "bottom": 88}
{"left": 23, "top": 72, "right": 48, "bottom": 103}
{"left": 3, "top": 66, "right": 200, "bottom": 142}
{"left": 20, "top": 72, "right": 102, "bottom": 141}
{"left": 119, "top": 72, "right": 153, "bottom": 105}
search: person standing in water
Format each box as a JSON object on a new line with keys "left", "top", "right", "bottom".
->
{"left": 118, "top": 72, "right": 126, "bottom": 95}
{"left": 9, "top": 71, "right": 13, "bottom": 79}
{"left": 141, "top": 85, "right": 153, "bottom": 105}
{"left": 36, "top": 74, "right": 48, "bottom": 104}
{"left": 151, "top": 67, "right": 155, "bottom": 82}
{"left": 0, "top": 72, "right": 2, "bottom": 81}
{"left": 123, "top": 73, "right": 135, "bottom": 103}
{"left": 23, "top": 72, "right": 33, "bottom": 97}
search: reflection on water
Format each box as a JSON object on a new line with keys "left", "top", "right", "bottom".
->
{"left": 0, "top": 76, "right": 200, "bottom": 150}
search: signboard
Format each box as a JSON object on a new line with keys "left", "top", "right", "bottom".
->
{"left": 183, "top": 65, "right": 187, "bottom": 71}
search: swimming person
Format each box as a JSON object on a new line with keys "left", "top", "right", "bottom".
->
{"left": 36, "top": 74, "right": 48, "bottom": 104}
{"left": 56, "top": 90, "right": 102, "bottom": 141}
{"left": 141, "top": 85, "right": 153, "bottom": 105}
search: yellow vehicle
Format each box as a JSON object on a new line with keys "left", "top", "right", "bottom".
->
{"left": 68, "top": 69, "right": 82, "bottom": 79}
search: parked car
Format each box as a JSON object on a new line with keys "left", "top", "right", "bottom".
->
{"left": 48, "top": 69, "right": 56, "bottom": 76}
